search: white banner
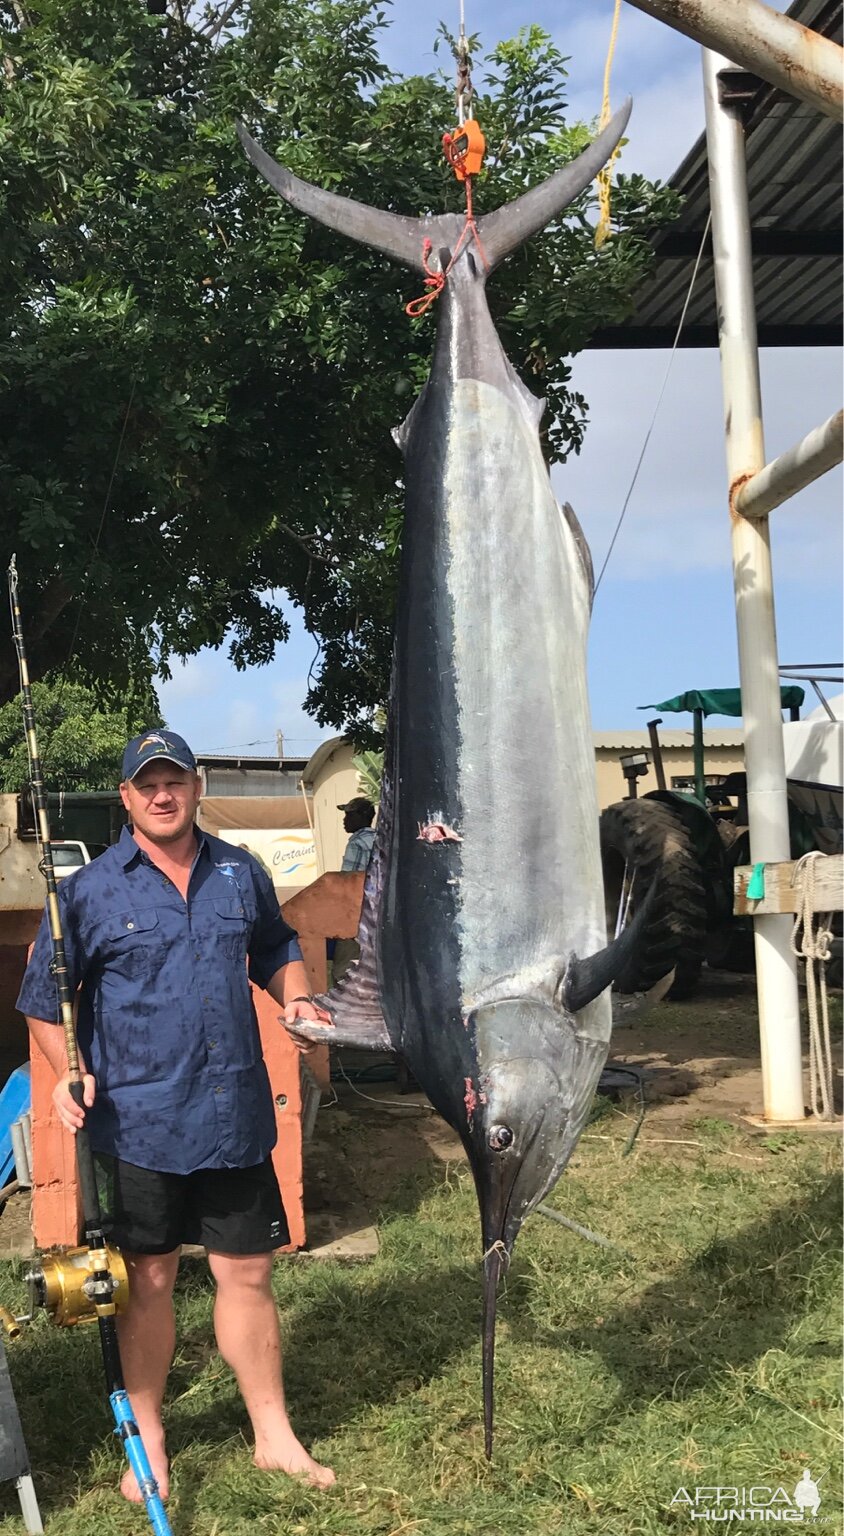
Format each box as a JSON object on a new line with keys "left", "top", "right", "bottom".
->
{"left": 220, "top": 828, "right": 317, "bottom": 888}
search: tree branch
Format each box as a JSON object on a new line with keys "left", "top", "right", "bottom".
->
{"left": 197, "top": 0, "right": 241, "bottom": 39}
{"left": 278, "top": 523, "right": 336, "bottom": 565}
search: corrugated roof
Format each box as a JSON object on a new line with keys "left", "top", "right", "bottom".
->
{"left": 589, "top": 0, "right": 842, "bottom": 349}
{"left": 195, "top": 753, "right": 308, "bottom": 771}
{"left": 594, "top": 729, "right": 744, "bottom": 750}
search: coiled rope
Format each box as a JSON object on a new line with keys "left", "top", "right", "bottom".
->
{"left": 789, "top": 852, "right": 836, "bottom": 1121}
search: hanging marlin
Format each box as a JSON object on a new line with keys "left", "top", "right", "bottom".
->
{"left": 238, "top": 102, "right": 656, "bottom": 1455}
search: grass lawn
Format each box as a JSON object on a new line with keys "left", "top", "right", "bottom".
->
{"left": 0, "top": 1071, "right": 840, "bottom": 1531}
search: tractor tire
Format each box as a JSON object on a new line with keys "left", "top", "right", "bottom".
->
{"left": 600, "top": 798, "right": 708, "bottom": 1000}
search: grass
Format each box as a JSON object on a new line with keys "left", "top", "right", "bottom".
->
{"left": 0, "top": 1108, "right": 839, "bottom": 1535}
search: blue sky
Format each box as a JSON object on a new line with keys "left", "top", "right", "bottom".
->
{"left": 159, "top": 0, "right": 842, "bottom": 754}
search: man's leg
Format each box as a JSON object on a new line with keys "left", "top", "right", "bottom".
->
{"left": 207, "top": 1250, "right": 335, "bottom": 1488}
{"left": 117, "top": 1249, "right": 181, "bottom": 1503}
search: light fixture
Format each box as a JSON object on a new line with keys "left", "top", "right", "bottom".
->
{"left": 618, "top": 750, "right": 650, "bottom": 799}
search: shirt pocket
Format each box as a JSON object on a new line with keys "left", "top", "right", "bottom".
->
{"left": 102, "top": 908, "right": 163, "bottom": 983}
{"left": 213, "top": 898, "right": 252, "bottom": 963}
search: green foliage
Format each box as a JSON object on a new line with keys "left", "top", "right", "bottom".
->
{"left": 0, "top": 673, "right": 162, "bottom": 791}
{"left": 352, "top": 747, "right": 384, "bottom": 804}
{"left": 0, "top": 1, "right": 679, "bottom": 735}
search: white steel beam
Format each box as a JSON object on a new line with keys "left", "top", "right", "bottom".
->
{"left": 702, "top": 48, "right": 805, "bottom": 1124}
{"left": 625, "top": 0, "right": 844, "bottom": 120}
{"left": 735, "top": 409, "right": 844, "bottom": 519}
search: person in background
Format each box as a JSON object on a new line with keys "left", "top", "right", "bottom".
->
{"left": 338, "top": 797, "right": 376, "bottom": 873}
{"left": 330, "top": 797, "right": 376, "bottom": 981}
{"left": 18, "top": 730, "right": 335, "bottom": 1504}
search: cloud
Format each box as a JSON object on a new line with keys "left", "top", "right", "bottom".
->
{"left": 158, "top": 655, "right": 219, "bottom": 703}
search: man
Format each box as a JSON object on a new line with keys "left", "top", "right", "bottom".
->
{"left": 339, "top": 796, "right": 376, "bottom": 873}
{"left": 17, "top": 730, "right": 335, "bottom": 1503}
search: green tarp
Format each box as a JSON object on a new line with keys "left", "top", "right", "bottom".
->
{"left": 640, "top": 686, "right": 805, "bottom": 718}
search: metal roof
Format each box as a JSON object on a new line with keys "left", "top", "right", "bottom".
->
{"left": 589, "top": 0, "right": 843, "bottom": 349}
{"left": 594, "top": 729, "right": 744, "bottom": 749}
{"left": 195, "top": 753, "right": 308, "bottom": 771}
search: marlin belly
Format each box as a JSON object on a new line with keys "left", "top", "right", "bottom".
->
{"left": 380, "top": 374, "right": 609, "bottom": 1108}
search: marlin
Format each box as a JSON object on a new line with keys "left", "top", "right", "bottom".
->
{"left": 239, "top": 104, "right": 655, "bottom": 1454}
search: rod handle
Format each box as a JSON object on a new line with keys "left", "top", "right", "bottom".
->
{"left": 65, "top": 1091, "right": 104, "bottom": 1235}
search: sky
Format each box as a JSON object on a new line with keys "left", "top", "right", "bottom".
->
{"left": 158, "top": 0, "right": 842, "bottom": 756}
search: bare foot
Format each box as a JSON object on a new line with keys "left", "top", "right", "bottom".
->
{"left": 120, "top": 1442, "right": 169, "bottom": 1504}
{"left": 254, "top": 1428, "right": 335, "bottom": 1489}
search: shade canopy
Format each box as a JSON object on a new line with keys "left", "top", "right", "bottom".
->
{"left": 640, "top": 686, "right": 805, "bottom": 718}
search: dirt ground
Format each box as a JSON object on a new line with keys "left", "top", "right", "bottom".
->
{"left": 300, "top": 967, "right": 843, "bottom": 1251}
{"left": 1, "top": 968, "right": 840, "bottom": 1258}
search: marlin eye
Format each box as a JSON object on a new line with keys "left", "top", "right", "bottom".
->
{"left": 489, "top": 1125, "right": 513, "bottom": 1151}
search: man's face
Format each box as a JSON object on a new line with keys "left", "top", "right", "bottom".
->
{"left": 120, "top": 762, "right": 201, "bottom": 845}
{"left": 343, "top": 806, "right": 367, "bottom": 833}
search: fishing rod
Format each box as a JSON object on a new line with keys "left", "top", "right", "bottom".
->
{"left": 7, "top": 556, "right": 172, "bottom": 1536}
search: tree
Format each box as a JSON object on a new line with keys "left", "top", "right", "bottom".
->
{"left": 0, "top": 1, "right": 678, "bottom": 737}
{"left": 0, "top": 674, "right": 163, "bottom": 791}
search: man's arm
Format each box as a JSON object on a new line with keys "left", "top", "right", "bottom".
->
{"left": 264, "top": 960, "right": 331, "bottom": 1028}
{"left": 18, "top": 897, "right": 94, "bottom": 1132}
{"left": 25, "top": 1015, "right": 95, "bottom": 1134}
{"left": 247, "top": 866, "right": 331, "bottom": 1032}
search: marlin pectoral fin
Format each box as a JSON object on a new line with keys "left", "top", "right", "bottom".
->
{"left": 564, "top": 879, "right": 657, "bottom": 1014}
{"left": 237, "top": 123, "right": 428, "bottom": 272}
{"left": 477, "top": 100, "right": 632, "bottom": 271}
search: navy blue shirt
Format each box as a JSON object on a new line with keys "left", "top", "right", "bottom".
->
{"left": 17, "top": 826, "right": 302, "bottom": 1175}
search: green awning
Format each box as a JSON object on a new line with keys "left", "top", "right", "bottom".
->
{"left": 639, "top": 686, "right": 805, "bottom": 718}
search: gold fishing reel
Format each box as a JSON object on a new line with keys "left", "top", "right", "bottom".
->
{"left": 22, "top": 1243, "right": 129, "bottom": 1329}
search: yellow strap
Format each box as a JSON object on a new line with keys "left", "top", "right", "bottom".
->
{"left": 595, "top": 0, "right": 623, "bottom": 250}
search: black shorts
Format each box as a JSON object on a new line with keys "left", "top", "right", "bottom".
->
{"left": 93, "top": 1153, "right": 289, "bottom": 1255}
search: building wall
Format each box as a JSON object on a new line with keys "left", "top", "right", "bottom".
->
{"left": 595, "top": 736, "right": 745, "bottom": 810}
{"left": 304, "top": 732, "right": 747, "bottom": 837}
{"left": 305, "top": 741, "right": 359, "bottom": 874}
{"left": 200, "top": 766, "right": 305, "bottom": 797}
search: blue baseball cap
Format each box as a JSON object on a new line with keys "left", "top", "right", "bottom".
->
{"left": 122, "top": 730, "right": 197, "bottom": 782}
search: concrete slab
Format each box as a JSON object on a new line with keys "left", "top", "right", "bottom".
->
{"left": 0, "top": 1192, "right": 33, "bottom": 1259}
{"left": 299, "top": 1213, "right": 379, "bottom": 1261}
{"left": 741, "top": 1113, "right": 843, "bottom": 1135}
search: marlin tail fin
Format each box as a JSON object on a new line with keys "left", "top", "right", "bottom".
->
{"left": 237, "top": 122, "right": 428, "bottom": 272}
{"left": 237, "top": 100, "right": 631, "bottom": 274}
{"left": 477, "top": 101, "right": 632, "bottom": 270}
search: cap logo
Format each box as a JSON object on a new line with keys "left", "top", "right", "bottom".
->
{"left": 138, "top": 733, "right": 170, "bottom": 754}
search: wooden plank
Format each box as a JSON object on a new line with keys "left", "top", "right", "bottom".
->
{"left": 734, "top": 856, "right": 844, "bottom": 915}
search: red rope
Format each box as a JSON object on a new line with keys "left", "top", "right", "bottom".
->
{"left": 405, "top": 177, "right": 489, "bottom": 319}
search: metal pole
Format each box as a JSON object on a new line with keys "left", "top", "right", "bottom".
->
{"left": 647, "top": 719, "right": 667, "bottom": 790}
{"left": 735, "top": 409, "right": 844, "bottom": 520}
{"left": 625, "top": 0, "right": 844, "bottom": 121}
{"left": 692, "top": 708, "right": 706, "bottom": 803}
{"left": 702, "top": 48, "right": 805, "bottom": 1124}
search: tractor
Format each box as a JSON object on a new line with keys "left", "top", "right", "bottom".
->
{"left": 600, "top": 680, "right": 843, "bottom": 998}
